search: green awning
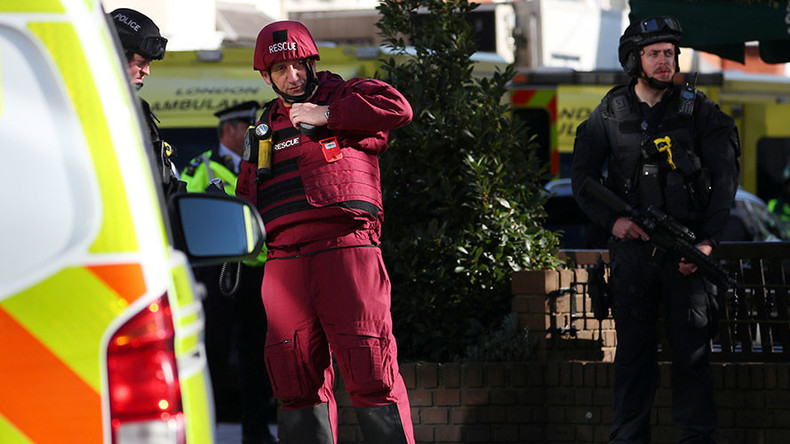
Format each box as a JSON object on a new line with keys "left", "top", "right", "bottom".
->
{"left": 629, "top": 0, "right": 790, "bottom": 63}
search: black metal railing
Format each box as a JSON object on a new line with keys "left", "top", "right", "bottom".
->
{"left": 713, "top": 242, "right": 790, "bottom": 361}
{"left": 559, "top": 243, "right": 790, "bottom": 362}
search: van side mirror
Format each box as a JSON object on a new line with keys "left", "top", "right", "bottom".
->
{"left": 169, "top": 193, "right": 266, "bottom": 266}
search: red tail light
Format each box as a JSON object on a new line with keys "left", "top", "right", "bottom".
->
{"left": 107, "top": 294, "right": 186, "bottom": 443}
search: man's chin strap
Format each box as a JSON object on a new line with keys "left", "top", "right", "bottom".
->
{"left": 642, "top": 74, "right": 673, "bottom": 91}
{"left": 271, "top": 59, "right": 319, "bottom": 104}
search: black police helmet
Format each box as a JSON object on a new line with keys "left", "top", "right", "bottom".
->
{"left": 619, "top": 16, "right": 682, "bottom": 77}
{"left": 110, "top": 8, "right": 167, "bottom": 60}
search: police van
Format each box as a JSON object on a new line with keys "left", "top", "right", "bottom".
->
{"left": 0, "top": 1, "right": 264, "bottom": 442}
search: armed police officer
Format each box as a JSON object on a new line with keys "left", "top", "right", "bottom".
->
{"left": 572, "top": 17, "right": 740, "bottom": 443}
{"left": 110, "top": 8, "right": 184, "bottom": 197}
{"left": 236, "top": 21, "right": 415, "bottom": 444}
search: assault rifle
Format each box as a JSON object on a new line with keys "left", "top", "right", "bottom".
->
{"left": 579, "top": 178, "right": 739, "bottom": 289}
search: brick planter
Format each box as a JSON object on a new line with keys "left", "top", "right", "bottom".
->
{"left": 320, "top": 269, "right": 790, "bottom": 443}
{"left": 333, "top": 360, "right": 790, "bottom": 443}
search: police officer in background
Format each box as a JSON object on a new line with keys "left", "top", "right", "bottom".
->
{"left": 110, "top": 8, "right": 184, "bottom": 197}
{"left": 181, "top": 102, "right": 275, "bottom": 444}
{"left": 572, "top": 17, "right": 740, "bottom": 443}
{"left": 182, "top": 101, "right": 262, "bottom": 194}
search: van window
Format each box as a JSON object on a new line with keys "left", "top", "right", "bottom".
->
{"left": 160, "top": 127, "right": 217, "bottom": 171}
{"left": 0, "top": 26, "right": 99, "bottom": 294}
{"left": 756, "top": 137, "right": 790, "bottom": 203}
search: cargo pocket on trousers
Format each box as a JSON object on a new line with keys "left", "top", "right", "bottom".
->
{"left": 337, "top": 330, "right": 393, "bottom": 395}
{"left": 685, "top": 278, "right": 712, "bottom": 331}
{"left": 687, "top": 306, "right": 709, "bottom": 330}
{"left": 265, "top": 339, "right": 306, "bottom": 400}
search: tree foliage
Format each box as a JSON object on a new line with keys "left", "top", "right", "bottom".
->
{"left": 376, "top": 0, "right": 562, "bottom": 362}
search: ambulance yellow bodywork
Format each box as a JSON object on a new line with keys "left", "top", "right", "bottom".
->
{"left": 509, "top": 69, "right": 790, "bottom": 200}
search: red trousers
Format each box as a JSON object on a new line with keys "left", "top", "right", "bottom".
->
{"left": 261, "top": 234, "right": 414, "bottom": 443}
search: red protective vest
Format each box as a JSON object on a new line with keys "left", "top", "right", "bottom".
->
{"left": 237, "top": 71, "right": 412, "bottom": 248}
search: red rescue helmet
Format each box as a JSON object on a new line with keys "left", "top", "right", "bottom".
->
{"left": 254, "top": 21, "right": 320, "bottom": 73}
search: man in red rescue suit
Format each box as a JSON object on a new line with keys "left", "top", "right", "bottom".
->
{"left": 236, "top": 21, "right": 415, "bottom": 444}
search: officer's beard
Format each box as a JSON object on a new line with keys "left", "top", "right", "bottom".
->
{"left": 135, "top": 83, "right": 144, "bottom": 91}
{"left": 639, "top": 58, "right": 677, "bottom": 91}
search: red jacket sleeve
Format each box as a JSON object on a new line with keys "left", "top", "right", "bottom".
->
{"left": 327, "top": 78, "right": 412, "bottom": 135}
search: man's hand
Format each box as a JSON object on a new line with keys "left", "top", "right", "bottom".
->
{"left": 289, "top": 103, "right": 329, "bottom": 129}
{"left": 612, "top": 217, "right": 650, "bottom": 241}
{"left": 678, "top": 241, "right": 714, "bottom": 275}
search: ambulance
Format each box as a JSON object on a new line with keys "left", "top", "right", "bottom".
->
{"left": 135, "top": 45, "right": 507, "bottom": 170}
{"left": 508, "top": 69, "right": 790, "bottom": 203}
{"left": 145, "top": 45, "right": 790, "bottom": 205}
{"left": 0, "top": 1, "right": 264, "bottom": 443}
{"left": 137, "top": 45, "right": 382, "bottom": 170}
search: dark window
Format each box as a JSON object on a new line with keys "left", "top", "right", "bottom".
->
{"left": 757, "top": 137, "right": 790, "bottom": 203}
{"left": 414, "top": 9, "right": 496, "bottom": 53}
{"left": 467, "top": 10, "right": 496, "bottom": 53}
{"left": 160, "top": 127, "right": 218, "bottom": 171}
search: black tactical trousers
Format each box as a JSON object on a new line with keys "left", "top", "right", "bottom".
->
{"left": 201, "top": 264, "right": 275, "bottom": 442}
{"left": 608, "top": 241, "right": 717, "bottom": 444}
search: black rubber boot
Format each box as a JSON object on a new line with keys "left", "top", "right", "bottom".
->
{"left": 356, "top": 403, "right": 408, "bottom": 444}
{"left": 278, "top": 402, "right": 334, "bottom": 444}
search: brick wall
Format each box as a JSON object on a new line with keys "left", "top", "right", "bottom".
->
{"left": 511, "top": 267, "right": 618, "bottom": 362}
{"left": 329, "top": 268, "right": 790, "bottom": 443}
{"left": 335, "top": 360, "right": 790, "bottom": 443}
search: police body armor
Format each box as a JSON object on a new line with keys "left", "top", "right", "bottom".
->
{"left": 599, "top": 85, "right": 710, "bottom": 225}
{"left": 141, "top": 98, "right": 184, "bottom": 196}
{"left": 182, "top": 150, "right": 239, "bottom": 194}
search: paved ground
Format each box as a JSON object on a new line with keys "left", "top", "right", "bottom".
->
{"left": 216, "top": 423, "right": 279, "bottom": 443}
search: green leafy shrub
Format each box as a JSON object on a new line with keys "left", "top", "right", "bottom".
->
{"left": 463, "top": 313, "right": 535, "bottom": 362}
{"left": 376, "top": 0, "right": 562, "bottom": 362}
